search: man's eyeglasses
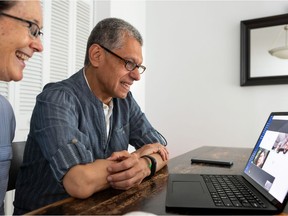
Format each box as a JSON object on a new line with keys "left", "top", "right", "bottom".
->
{"left": 0, "top": 12, "right": 43, "bottom": 38}
{"left": 99, "top": 44, "right": 146, "bottom": 74}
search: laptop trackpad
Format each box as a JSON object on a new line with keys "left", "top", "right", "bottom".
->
{"left": 173, "top": 181, "right": 204, "bottom": 195}
{"left": 168, "top": 178, "right": 212, "bottom": 207}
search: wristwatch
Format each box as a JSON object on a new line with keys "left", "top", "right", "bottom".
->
{"left": 141, "top": 155, "right": 157, "bottom": 178}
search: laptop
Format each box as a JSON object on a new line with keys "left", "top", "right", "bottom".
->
{"left": 166, "top": 112, "right": 288, "bottom": 214}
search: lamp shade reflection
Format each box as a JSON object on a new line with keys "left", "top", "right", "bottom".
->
{"left": 269, "top": 46, "right": 288, "bottom": 59}
{"left": 268, "top": 25, "right": 288, "bottom": 59}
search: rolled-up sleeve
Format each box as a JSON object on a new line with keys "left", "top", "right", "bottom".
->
{"left": 31, "top": 85, "right": 94, "bottom": 182}
{"left": 50, "top": 141, "right": 93, "bottom": 181}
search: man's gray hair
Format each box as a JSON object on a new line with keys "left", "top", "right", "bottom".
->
{"left": 84, "top": 17, "right": 143, "bottom": 66}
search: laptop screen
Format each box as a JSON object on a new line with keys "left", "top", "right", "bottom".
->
{"left": 244, "top": 112, "right": 288, "bottom": 204}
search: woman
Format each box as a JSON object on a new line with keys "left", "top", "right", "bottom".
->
{"left": 0, "top": 1, "right": 43, "bottom": 214}
{"left": 254, "top": 149, "right": 267, "bottom": 168}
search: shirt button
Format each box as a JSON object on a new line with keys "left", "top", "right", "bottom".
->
{"left": 71, "top": 138, "right": 78, "bottom": 144}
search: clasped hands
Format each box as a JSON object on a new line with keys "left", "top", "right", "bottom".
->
{"left": 106, "top": 143, "right": 169, "bottom": 190}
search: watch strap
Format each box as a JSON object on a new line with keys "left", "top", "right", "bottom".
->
{"left": 141, "top": 155, "right": 157, "bottom": 178}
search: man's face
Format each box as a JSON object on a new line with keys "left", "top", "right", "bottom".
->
{"left": 97, "top": 36, "right": 143, "bottom": 101}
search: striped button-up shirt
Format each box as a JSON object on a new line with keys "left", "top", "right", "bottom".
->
{"left": 14, "top": 69, "right": 166, "bottom": 214}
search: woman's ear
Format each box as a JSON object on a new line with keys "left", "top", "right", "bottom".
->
{"left": 89, "top": 44, "right": 102, "bottom": 67}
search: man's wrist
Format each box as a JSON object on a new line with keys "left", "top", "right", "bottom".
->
{"left": 141, "top": 157, "right": 152, "bottom": 176}
{"left": 141, "top": 155, "right": 157, "bottom": 178}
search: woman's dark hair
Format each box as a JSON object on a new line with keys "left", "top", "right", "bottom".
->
{"left": 0, "top": 1, "right": 17, "bottom": 12}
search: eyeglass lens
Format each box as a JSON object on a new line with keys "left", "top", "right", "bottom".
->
{"left": 29, "top": 23, "right": 42, "bottom": 38}
{"left": 126, "top": 61, "right": 145, "bottom": 74}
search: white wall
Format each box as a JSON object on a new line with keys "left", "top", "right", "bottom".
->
{"left": 145, "top": 1, "right": 288, "bottom": 158}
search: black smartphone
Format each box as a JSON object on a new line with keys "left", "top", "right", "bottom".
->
{"left": 191, "top": 158, "right": 233, "bottom": 167}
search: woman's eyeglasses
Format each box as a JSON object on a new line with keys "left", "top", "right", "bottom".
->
{"left": 0, "top": 12, "right": 43, "bottom": 38}
{"left": 99, "top": 44, "right": 146, "bottom": 74}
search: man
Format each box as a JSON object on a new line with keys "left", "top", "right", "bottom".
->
{"left": 0, "top": 0, "right": 43, "bottom": 214}
{"left": 14, "top": 18, "right": 169, "bottom": 214}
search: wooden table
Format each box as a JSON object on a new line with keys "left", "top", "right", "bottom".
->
{"left": 26, "top": 146, "right": 288, "bottom": 215}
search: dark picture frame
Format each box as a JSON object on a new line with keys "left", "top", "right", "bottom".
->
{"left": 240, "top": 13, "right": 288, "bottom": 86}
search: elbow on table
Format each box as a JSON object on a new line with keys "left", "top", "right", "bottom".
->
{"left": 63, "top": 172, "right": 96, "bottom": 199}
{"left": 65, "top": 183, "right": 94, "bottom": 199}
{"left": 63, "top": 161, "right": 111, "bottom": 199}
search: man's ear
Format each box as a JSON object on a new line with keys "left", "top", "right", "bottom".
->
{"left": 89, "top": 44, "right": 102, "bottom": 67}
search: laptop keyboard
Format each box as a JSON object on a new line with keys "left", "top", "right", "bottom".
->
{"left": 203, "top": 175, "right": 266, "bottom": 208}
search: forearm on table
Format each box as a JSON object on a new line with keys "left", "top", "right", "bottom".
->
{"left": 63, "top": 159, "right": 115, "bottom": 199}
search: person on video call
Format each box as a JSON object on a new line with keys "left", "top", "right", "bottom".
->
{"left": 13, "top": 17, "right": 169, "bottom": 214}
{"left": 0, "top": 1, "right": 43, "bottom": 215}
{"left": 254, "top": 149, "right": 266, "bottom": 168}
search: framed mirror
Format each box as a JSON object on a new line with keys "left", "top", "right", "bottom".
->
{"left": 240, "top": 13, "right": 288, "bottom": 86}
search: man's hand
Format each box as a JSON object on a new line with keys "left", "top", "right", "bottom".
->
{"left": 106, "top": 152, "right": 150, "bottom": 190}
{"left": 134, "top": 143, "right": 169, "bottom": 161}
{"left": 106, "top": 144, "right": 169, "bottom": 190}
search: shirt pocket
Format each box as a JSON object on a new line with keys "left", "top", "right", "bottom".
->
{"left": 111, "top": 123, "right": 130, "bottom": 150}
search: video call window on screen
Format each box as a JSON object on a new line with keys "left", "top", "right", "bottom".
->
{"left": 272, "top": 132, "right": 288, "bottom": 154}
{"left": 253, "top": 147, "right": 269, "bottom": 168}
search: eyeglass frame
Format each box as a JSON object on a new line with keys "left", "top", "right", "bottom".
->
{"left": 0, "top": 12, "right": 43, "bottom": 38}
{"left": 98, "top": 44, "right": 146, "bottom": 74}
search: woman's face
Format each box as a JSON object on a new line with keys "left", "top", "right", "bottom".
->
{"left": 0, "top": 0, "right": 43, "bottom": 82}
{"left": 257, "top": 151, "right": 265, "bottom": 166}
